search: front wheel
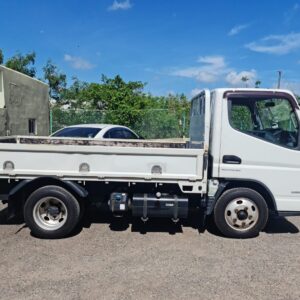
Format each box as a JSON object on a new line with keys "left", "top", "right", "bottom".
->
{"left": 214, "top": 188, "right": 269, "bottom": 238}
{"left": 24, "top": 185, "right": 80, "bottom": 239}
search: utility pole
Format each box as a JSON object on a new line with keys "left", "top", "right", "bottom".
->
{"left": 277, "top": 70, "right": 282, "bottom": 89}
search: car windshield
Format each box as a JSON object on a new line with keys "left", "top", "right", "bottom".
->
{"left": 52, "top": 127, "right": 102, "bottom": 138}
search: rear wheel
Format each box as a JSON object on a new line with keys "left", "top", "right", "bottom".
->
{"left": 24, "top": 185, "right": 80, "bottom": 239}
{"left": 214, "top": 188, "right": 268, "bottom": 238}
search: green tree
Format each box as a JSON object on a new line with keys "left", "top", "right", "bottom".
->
{"left": 255, "top": 80, "right": 261, "bottom": 88}
{"left": 5, "top": 52, "right": 36, "bottom": 77}
{"left": 53, "top": 74, "right": 190, "bottom": 138}
{"left": 43, "top": 60, "right": 67, "bottom": 100}
{"left": 61, "top": 76, "right": 88, "bottom": 104}
{"left": 70, "top": 74, "right": 148, "bottom": 111}
{"left": 133, "top": 93, "right": 190, "bottom": 138}
{"left": 0, "top": 49, "right": 3, "bottom": 64}
{"left": 241, "top": 76, "right": 249, "bottom": 87}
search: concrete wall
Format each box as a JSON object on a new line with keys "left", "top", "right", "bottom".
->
{"left": 0, "top": 66, "right": 49, "bottom": 136}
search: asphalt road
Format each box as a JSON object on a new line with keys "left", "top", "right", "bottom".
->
{"left": 0, "top": 202, "right": 300, "bottom": 300}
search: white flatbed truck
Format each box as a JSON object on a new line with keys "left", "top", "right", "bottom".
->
{"left": 1, "top": 88, "right": 300, "bottom": 239}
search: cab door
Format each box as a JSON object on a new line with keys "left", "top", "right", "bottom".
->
{"left": 219, "top": 91, "right": 300, "bottom": 212}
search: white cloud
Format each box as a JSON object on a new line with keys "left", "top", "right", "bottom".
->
{"left": 191, "top": 88, "right": 202, "bottom": 97}
{"left": 172, "top": 55, "right": 227, "bottom": 83}
{"left": 64, "top": 54, "right": 95, "bottom": 70}
{"left": 172, "top": 55, "right": 258, "bottom": 87}
{"left": 108, "top": 0, "right": 132, "bottom": 11}
{"left": 225, "top": 70, "right": 257, "bottom": 86}
{"left": 246, "top": 32, "right": 300, "bottom": 55}
{"left": 228, "top": 24, "right": 250, "bottom": 36}
{"left": 197, "top": 56, "right": 225, "bottom": 67}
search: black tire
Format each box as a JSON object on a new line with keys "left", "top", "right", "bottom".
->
{"left": 214, "top": 188, "right": 268, "bottom": 238}
{"left": 24, "top": 185, "right": 80, "bottom": 239}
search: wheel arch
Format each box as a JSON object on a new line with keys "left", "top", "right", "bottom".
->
{"left": 218, "top": 179, "right": 277, "bottom": 211}
{"left": 7, "top": 177, "right": 88, "bottom": 219}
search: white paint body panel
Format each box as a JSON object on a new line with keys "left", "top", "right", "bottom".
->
{"left": 0, "top": 143, "right": 205, "bottom": 193}
{"left": 212, "top": 88, "right": 300, "bottom": 212}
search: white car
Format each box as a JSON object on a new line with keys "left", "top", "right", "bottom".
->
{"left": 51, "top": 124, "right": 142, "bottom": 140}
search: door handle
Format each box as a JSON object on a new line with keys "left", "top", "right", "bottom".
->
{"left": 222, "top": 155, "right": 242, "bottom": 164}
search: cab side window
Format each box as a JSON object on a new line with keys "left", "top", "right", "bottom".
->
{"left": 230, "top": 104, "right": 254, "bottom": 131}
{"left": 229, "top": 97, "right": 299, "bottom": 148}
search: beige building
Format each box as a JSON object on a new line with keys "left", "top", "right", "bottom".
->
{"left": 0, "top": 65, "right": 49, "bottom": 136}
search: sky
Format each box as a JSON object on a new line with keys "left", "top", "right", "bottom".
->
{"left": 1, "top": 0, "right": 300, "bottom": 97}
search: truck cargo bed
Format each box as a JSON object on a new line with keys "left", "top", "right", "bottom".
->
{"left": 0, "top": 136, "right": 205, "bottom": 193}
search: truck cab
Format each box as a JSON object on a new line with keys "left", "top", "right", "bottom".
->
{"left": 201, "top": 88, "right": 300, "bottom": 237}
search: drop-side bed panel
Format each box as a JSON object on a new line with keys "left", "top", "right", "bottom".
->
{"left": 0, "top": 142, "right": 204, "bottom": 185}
